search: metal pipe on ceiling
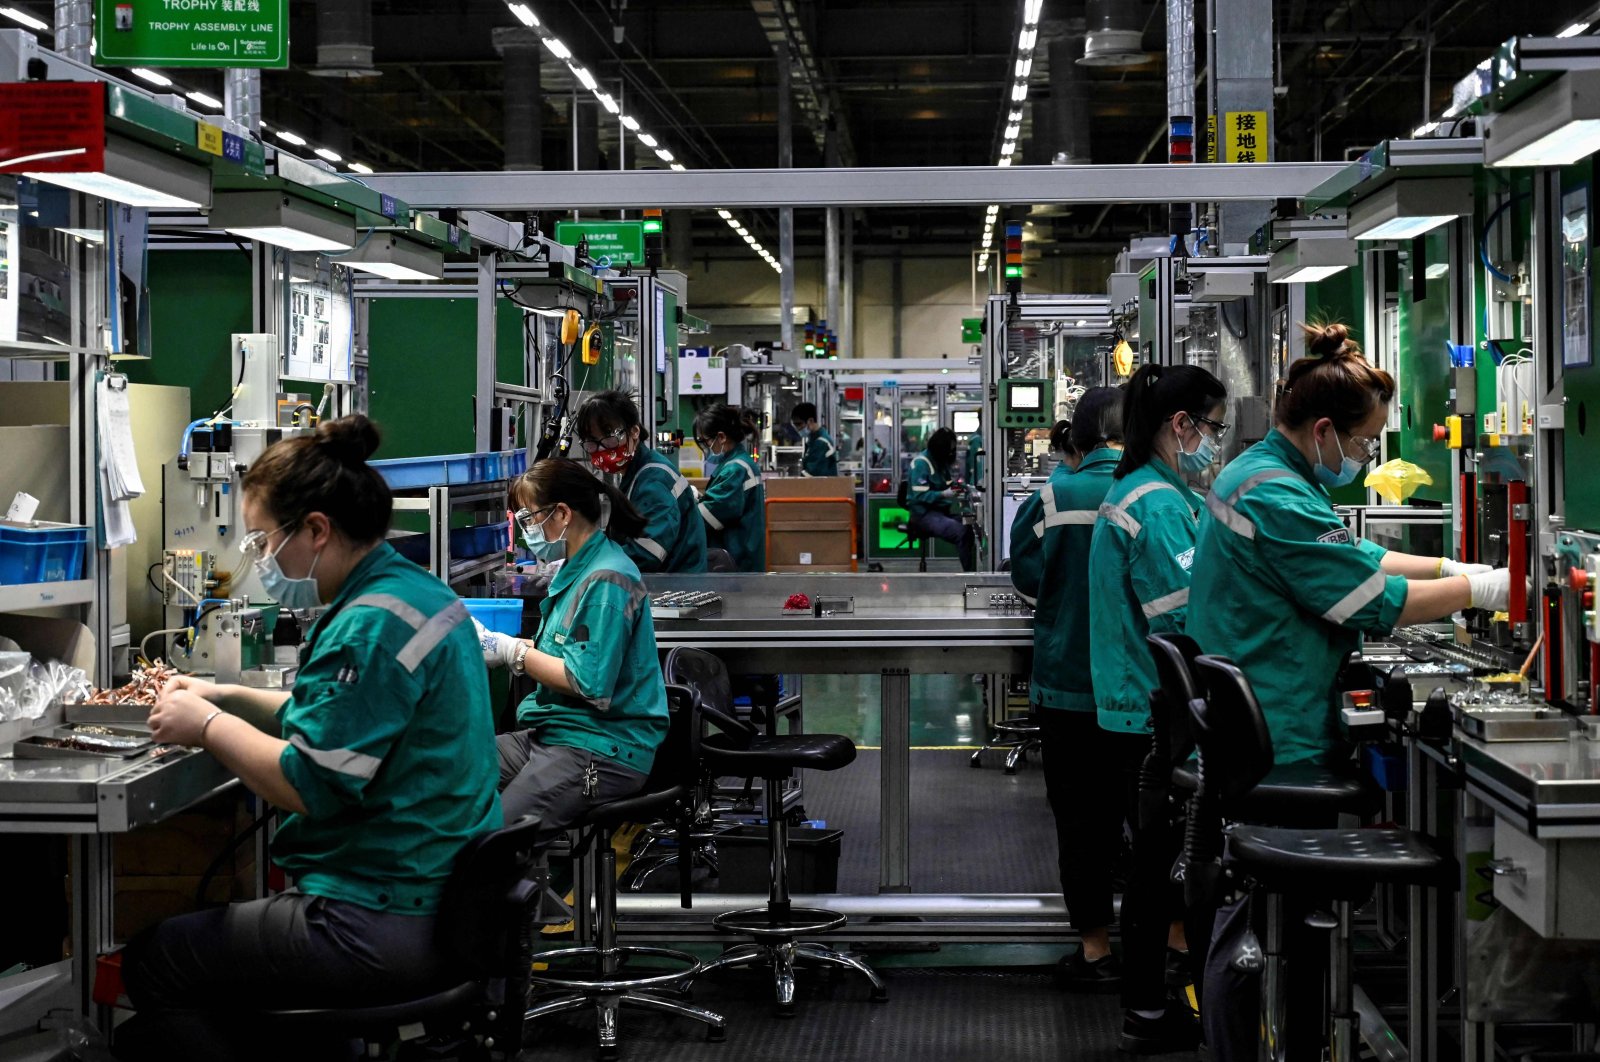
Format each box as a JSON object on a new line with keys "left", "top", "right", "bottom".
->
{"left": 312, "top": 0, "right": 378, "bottom": 79}
{"left": 778, "top": 43, "right": 796, "bottom": 353}
{"left": 1048, "top": 35, "right": 1090, "bottom": 165}
{"left": 493, "top": 27, "right": 542, "bottom": 171}
{"left": 225, "top": 71, "right": 262, "bottom": 135}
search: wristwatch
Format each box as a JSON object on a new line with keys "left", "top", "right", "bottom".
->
{"left": 512, "top": 640, "right": 532, "bottom": 676}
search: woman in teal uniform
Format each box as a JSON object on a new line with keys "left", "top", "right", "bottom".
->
{"left": 1087, "top": 364, "right": 1227, "bottom": 1053}
{"left": 694, "top": 403, "right": 767, "bottom": 571}
{"left": 123, "top": 416, "right": 501, "bottom": 1061}
{"left": 1010, "top": 388, "right": 1127, "bottom": 992}
{"left": 577, "top": 390, "right": 707, "bottom": 573}
{"left": 790, "top": 401, "right": 839, "bottom": 477}
{"left": 479, "top": 459, "right": 670, "bottom": 829}
{"left": 908, "top": 426, "right": 977, "bottom": 571}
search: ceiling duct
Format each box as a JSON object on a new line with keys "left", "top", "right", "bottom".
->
{"left": 1079, "top": 0, "right": 1146, "bottom": 68}
{"left": 1049, "top": 34, "right": 1090, "bottom": 165}
{"left": 311, "top": 0, "right": 379, "bottom": 79}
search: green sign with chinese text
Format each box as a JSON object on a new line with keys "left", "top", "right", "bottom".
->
{"left": 961, "top": 317, "right": 983, "bottom": 344}
{"left": 94, "top": 0, "right": 288, "bottom": 69}
{"left": 554, "top": 221, "right": 645, "bottom": 266}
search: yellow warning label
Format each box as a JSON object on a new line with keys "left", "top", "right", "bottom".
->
{"left": 196, "top": 122, "right": 224, "bottom": 157}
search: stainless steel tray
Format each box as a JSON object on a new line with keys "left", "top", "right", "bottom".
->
{"left": 1454, "top": 705, "right": 1576, "bottom": 742}
{"left": 13, "top": 724, "right": 155, "bottom": 760}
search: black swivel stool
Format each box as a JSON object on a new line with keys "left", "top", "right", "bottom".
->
{"left": 671, "top": 647, "right": 887, "bottom": 1014}
{"left": 247, "top": 815, "right": 546, "bottom": 1060}
{"left": 1190, "top": 655, "right": 1453, "bottom": 1062}
{"left": 894, "top": 479, "right": 931, "bottom": 572}
{"left": 524, "top": 688, "right": 726, "bottom": 1060}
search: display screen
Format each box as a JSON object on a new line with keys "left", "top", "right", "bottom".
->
{"left": 1009, "top": 384, "right": 1042, "bottom": 411}
{"left": 952, "top": 411, "right": 980, "bottom": 435}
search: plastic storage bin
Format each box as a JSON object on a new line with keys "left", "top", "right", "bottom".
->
{"left": 715, "top": 825, "right": 843, "bottom": 894}
{"left": 372, "top": 449, "right": 531, "bottom": 490}
{"left": 390, "top": 523, "right": 509, "bottom": 567}
{"left": 0, "top": 521, "right": 89, "bottom": 585}
{"left": 462, "top": 598, "right": 521, "bottom": 636}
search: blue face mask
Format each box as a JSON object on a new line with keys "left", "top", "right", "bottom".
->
{"left": 1176, "top": 420, "right": 1220, "bottom": 475}
{"left": 1313, "top": 431, "right": 1365, "bottom": 489}
{"left": 703, "top": 443, "right": 723, "bottom": 476}
{"left": 255, "top": 527, "right": 323, "bottom": 610}
{"left": 521, "top": 510, "right": 569, "bottom": 563}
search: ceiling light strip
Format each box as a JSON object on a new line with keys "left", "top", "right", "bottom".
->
{"left": 977, "top": 0, "right": 1043, "bottom": 272}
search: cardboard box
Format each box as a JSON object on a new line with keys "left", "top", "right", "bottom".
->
{"left": 769, "top": 528, "right": 854, "bottom": 572}
{"left": 114, "top": 874, "right": 241, "bottom": 942}
{"left": 114, "top": 790, "right": 255, "bottom": 875}
{"left": 766, "top": 476, "right": 855, "bottom": 500}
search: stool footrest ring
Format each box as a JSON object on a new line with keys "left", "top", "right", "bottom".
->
{"left": 713, "top": 906, "right": 848, "bottom": 938}
{"left": 528, "top": 944, "right": 702, "bottom": 993}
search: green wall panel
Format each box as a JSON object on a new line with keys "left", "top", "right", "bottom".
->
{"left": 1394, "top": 231, "right": 1454, "bottom": 503}
{"left": 1561, "top": 159, "right": 1600, "bottom": 529}
{"left": 125, "top": 250, "right": 252, "bottom": 422}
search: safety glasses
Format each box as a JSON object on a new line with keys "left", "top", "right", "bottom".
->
{"left": 579, "top": 427, "right": 627, "bottom": 455}
{"left": 513, "top": 506, "right": 555, "bottom": 539}
{"left": 240, "top": 523, "right": 295, "bottom": 565}
{"left": 1188, "top": 412, "right": 1231, "bottom": 441}
{"left": 1344, "top": 432, "right": 1382, "bottom": 462}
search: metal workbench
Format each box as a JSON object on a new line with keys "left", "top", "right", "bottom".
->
{"left": 644, "top": 573, "right": 1034, "bottom": 905}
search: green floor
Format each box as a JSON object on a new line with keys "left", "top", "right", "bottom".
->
{"left": 795, "top": 673, "right": 992, "bottom": 748}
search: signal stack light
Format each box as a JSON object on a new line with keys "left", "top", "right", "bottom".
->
{"left": 1004, "top": 221, "right": 1024, "bottom": 296}
{"left": 642, "top": 208, "right": 664, "bottom": 272}
{"left": 804, "top": 323, "right": 817, "bottom": 354}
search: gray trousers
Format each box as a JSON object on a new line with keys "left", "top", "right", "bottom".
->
{"left": 116, "top": 891, "right": 446, "bottom": 1062}
{"left": 496, "top": 731, "right": 649, "bottom": 832}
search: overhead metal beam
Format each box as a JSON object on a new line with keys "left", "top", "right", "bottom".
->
{"left": 365, "top": 162, "right": 1344, "bottom": 210}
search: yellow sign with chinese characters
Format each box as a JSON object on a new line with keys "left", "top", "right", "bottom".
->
{"left": 1224, "top": 111, "right": 1268, "bottom": 163}
{"left": 196, "top": 123, "right": 224, "bottom": 157}
{"left": 1205, "top": 116, "right": 1217, "bottom": 163}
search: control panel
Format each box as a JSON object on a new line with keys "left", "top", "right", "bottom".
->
{"left": 997, "top": 378, "right": 1055, "bottom": 429}
{"left": 965, "top": 586, "right": 1032, "bottom": 612}
{"left": 162, "top": 549, "right": 213, "bottom": 608}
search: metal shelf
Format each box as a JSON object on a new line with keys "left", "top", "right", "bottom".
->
{"left": 449, "top": 553, "right": 506, "bottom": 585}
{"left": 0, "top": 581, "right": 96, "bottom": 613}
{"left": 0, "top": 340, "right": 101, "bottom": 361}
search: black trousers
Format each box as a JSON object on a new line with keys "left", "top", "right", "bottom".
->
{"left": 1110, "top": 728, "right": 1183, "bottom": 1013}
{"left": 908, "top": 511, "right": 977, "bottom": 571}
{"left": 1038, "top": 708, "right": 1123, "bottom": 934}
{"left": 116, "top": 892, "right": 446, "bottom": 1062}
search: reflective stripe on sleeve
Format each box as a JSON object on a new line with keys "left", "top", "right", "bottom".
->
{"left": 698, "top": 501, "right": 725, "bottom": 529}
{"left": 347, "top": 594, "right": 467, "bottom": 674}
{"left": 1098, "top": 480, "right": 1180, "bottom": 539}
{"left": 637, "top": 536, "right": 668, "bottom": 562}
{"left": 1140, "top": 587, "right": 1190, "bottom": 619}
{"left": 631, "top": 462, "right": 690, "bottom": 500}
{"left": 560, "top": 569, "right": 649, "bottom": 628}
{"left": 1098, "top": 502, "right": 1141, "bottom": 538}
{"left": 289, "top": 733, "right": 382, "bottom": 780}
{"left": 1322, "top": 570, "right": 1389, "bottom": 626}
{"left": 742, "top": 472, "right": 763, "bottom": 491}
{"left": 1206, "top": 468, "right": 1298, "bottom": 540}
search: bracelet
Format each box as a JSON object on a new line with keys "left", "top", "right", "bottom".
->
{"left": 198, "top": 709, "right": 224, "bottom": 746}
{"left": 512, "top": 641, "right": 531, "bottom": 677}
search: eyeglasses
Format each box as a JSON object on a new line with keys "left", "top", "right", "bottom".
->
{"left": 578, "top": 427, "right": 627, "bottom": 455}
{"left": 240, "top": 523, "right": 294, "bottom": 562}
{"left": 513, "top": 506, "right": 554, "bottom": 538}
{"left": 1343, "top": 432, "right": 1382, "bottom": 462}
{"left": 1189, "top": 413, "right": 1231, "bottom": 441}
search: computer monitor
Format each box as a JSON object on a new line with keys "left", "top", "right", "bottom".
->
{"left": 1009, "top": 384, "right": 1043, "bottom": 411}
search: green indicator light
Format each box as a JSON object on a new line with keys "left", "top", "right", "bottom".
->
{"left": 1004, "top": 265, "right": 1023, "bottom": 279}
{"left": 642, "top": 218, "right": 663, "bottom": 234}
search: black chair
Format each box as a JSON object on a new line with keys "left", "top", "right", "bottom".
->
{"left": 968, "top": 676, "right": 1041, "bottom": 774}
{"left": 251, "top": 815, "right": 546, "bottom": 1060}
{"left": 706, "top": 548, "right": 739, "bottom": 573}
{"left": 669, "top": 646, "right": 887, "bottom": 1015}
{"left": 524, "top": 686, "right": 726, "bottom": 1059}
{"left": 893, "top": 479, "right": 930, "bottom": 572}
{"left": 1190, "top": 655, "right": 1453, "bottom": 1062}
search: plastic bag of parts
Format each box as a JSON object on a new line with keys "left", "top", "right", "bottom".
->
{"left": 54, "top": 1017, "right": 113, "bottom": 1062}
{"left": 1466, "top": 907, "right": 1600, "bottom": 1023}
{"left": 1363, "top": 458, "right": 1434, "bottom": 503}
{"left": 0, "top": 653, "right": 92, "bottom": 723}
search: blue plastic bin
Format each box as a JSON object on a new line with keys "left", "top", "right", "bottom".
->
{"left": 391, "top": 523, "right": 509, "bottom": 567}
{"left": 372, "top": 449, "right": 530, "bottom": 490}
{"left": 462, "top": 598, "right": 521, "bottom": 636}
{"left": 0, "top": 521, "right": 89, "bottom": 585}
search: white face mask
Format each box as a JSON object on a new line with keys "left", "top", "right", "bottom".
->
{"left": 248, "top": 524, "right": 324, "bottom": 609}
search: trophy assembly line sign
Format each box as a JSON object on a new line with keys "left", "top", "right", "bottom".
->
{"left": 94, "top": 0, "right": 289, "bottom": 68}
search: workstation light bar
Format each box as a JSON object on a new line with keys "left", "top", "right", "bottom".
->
{"left": 1347, "top": 177, "right": 1472, "bottom": 240}
{"left": 1485, "top": 70, "right": 1600, "bottom": 167}
{"left": 211, "top": 191, "right": 356, "bottom": 252}
{"left": 24, "top": 136, "right": 211, "bottom": 209}
{"left": 341, "top": 232, "right": 445, "bottom": 280}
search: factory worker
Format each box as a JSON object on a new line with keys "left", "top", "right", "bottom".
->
{"left": 1010, "top": 387, "right": 1130, "bottom": 993}
{"left": 1188, "top": 323, "right": 1511, "bottom": 766}
{"left": 908, "top": 426, "right": 977, "bottom": 571}
{"left": 1087, "top": 363, "right": 1227, "bottom": 1053}
{"left": 791, "top": 401, "right": 839, "bottom": 477}
{"left": 694, "top": 403, "right": 768, "bottom": 571}
{"left": 122, "top": 416, "right": 500, "bottom": 1061}
{"left": 576, "top": 390, "right": 707, "bottom": 574}
{"left": 479, "top": 459, "right": 669, "bottom": 827}
{"left": 963, "top": 425, "right": 985, "bottom": 486}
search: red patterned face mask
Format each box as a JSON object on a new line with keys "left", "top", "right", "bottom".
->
{"left": 589, "top": 444, "right": 631, "bottom": 474}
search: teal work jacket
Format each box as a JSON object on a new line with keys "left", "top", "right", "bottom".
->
{"left": 621, "top": 446, "right": 706, "bottom": 574}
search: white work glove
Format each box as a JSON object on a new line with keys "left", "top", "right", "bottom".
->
{"left": 472, "top": 616, "right": 522, "bottom": 670}
{"left": 1439, "top": 558, "right": 1494, "bottom": 578}
{"left": 532, "top": 558, "right": 564, "bottom": 591}
{"left": 1465, "top": 569, "right": 1512, "bottom": 612}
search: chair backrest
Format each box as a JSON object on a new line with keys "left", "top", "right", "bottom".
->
{"left": 1191, "top": 655, "right": 1275, "bottom": 799}
{"left": 652, "top": 684, "right": 703, "bottom": 791}
{"left": 433, "top": 814, "right": 545, "bottom": 978}
{"left": 663, "top": 645, "right": 754, "bottom": 743}
{"left": 896, "top": 477, "right": 910, "bottom": 510}
{"left": 1147, "top": 633, "right": 1204, "bottom": 766}
{"left": 705, "top": 548, "right": 738, "bottom": 572}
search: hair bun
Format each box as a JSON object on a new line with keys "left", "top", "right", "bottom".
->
{"left": 313, "top": 414, "right": 381, "bottom": 466}
{"left": 1302, "top": 322, "right": 1355, "bottom": 359}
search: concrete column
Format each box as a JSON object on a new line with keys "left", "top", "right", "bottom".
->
{"left": 778, "top": 47, "right": 795, "bottom": 352}
{"left": 224, "top": 70, "right": 261, "bottom": 135}
{"left": 1048, "top": 36, "right": 1089, "bottom": 164}
{"left": 891, "top": 253, "right": 903, "bottom": 359}
{"left": 1213, "top": 0, "right": 1274, "bottom": 247}
{"left": 841, "top": 212, "right": 855, "bottom": 358}
{"left": 577, "top": 100, "right": 601, "bottom": 171}
{"left": 668, "top": 211, "right": 693, "bottom": 272}
{"left": 494, "top": 27, "right": 543, "bottom": 171}
{"left": 53, "top": 0, "right": 90, "bottom": 63}
{"left": 825, "top": 208, "right": 841, "bottom": 340}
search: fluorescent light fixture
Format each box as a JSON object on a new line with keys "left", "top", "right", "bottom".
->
{"left": 621, "top": 115, "right": 640, "bottom": 131}
{"left": 1412, "top": 121, "right": 1439, "bottom": 137}
{"left": 638, "top": 133, "right": 658, "bottom": 148}
{"left": 999, "top": 157, "right": 1013, "bottom": 167}
{"left": 0, "top": 6, "right": 50, "bottom": 31}
{"left": 25, "top": 135, "right": 211, "bottom": 209}
{"left": 211, "top": 191, "right": 356, "bottom": 252}
{"left": 1347, "top": 177, "right": 1472, "bottom": 240}
{"left": 1011, "top": 81, "right": 1028, "bottom": 102}
{"left": 596, "top": 92, "right": 619, "bottom": 114}
{"left": 544, "top": 36, "right": 571, "bottom": 60}
{"left": 276, "top": 129, "right": 307, "bottom": 146}
{"left": 1485, "top": 70, "right": 1600, "bottom": 167}
{"left": 131, "top": 68, "right": 172, "bottom": 87}
{"left": 1020, "top": 26, "right": 1038, "bottom": 52}
{"left": 1001, "top": 139, "right": 1017, "bottom": 154}
{"left": 717, "top": 209, "right": 732, "bottom": 219}
{"left": 727, "top": 216, "right": 741, "bottom": 229}
{"left": 1024, "top": 0, "right": 1043, "bottom": 23}
{"left": 1016, "top": 56, "right": 1031, "bottom": 78}
{"left": 186, "top": 90, "right": 223, "bottom": 109}
{"left": 314, "top": 147, "right": 342, "bottom": 162}
{"left": 1268, "top": 235, "right": 1357, "bottom": 283}
{"left": 572, "top": 65, "right": 598, "bottom": 91}
{"left": 656, "top": 148, "right": 674, "bottom": 162}
{"left": 1004, "top": 123, "right": 1021, "bottom": 139}
{"left": 348, "top": 162, "right": 373, "bottom": 174}
{"left": 670, "top": 162, "right": 686, "bottom": 171}
{"left": 1558, "top": 20, "right": 1592, "bottom": 37}
{"left": 507, "top": 2, "right": 538, "bottom": 28}
{"left": 57, "top": 227, "right": 105, "bottom": 243}
{"left": 735, "top": 226, "right": 748, "bottom": 236}
{"left": 1425, "top": 262, "right": 1450, "bottom": 279}
{"left": 341, "top": 232, "right": 444, "bottom": 280}
{"left": 1008, "top": 108, "right": 1023, "bottom": 123}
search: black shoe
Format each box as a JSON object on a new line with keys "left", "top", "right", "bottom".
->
{"left": 1118, "top": 1005, "right": 1201, "bottom": 1055}
{"left": 1056, "top": 949, "right": 1123, "bottom": 993}
{"left": 1165, "top": 947, "right": 1194, "bottom": 989}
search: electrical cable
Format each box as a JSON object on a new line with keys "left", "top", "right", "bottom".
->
{"left": 163, "top": 568, "right": 203, "bottom": 606}
{"left": 1480, "top": 192, "right": 1529, "bottom": 285}
{"left": 139, "top": 627, "right": 190, "bottom": 665}
{"left": 194, "top": 811, "right": 275, "bottom": 909}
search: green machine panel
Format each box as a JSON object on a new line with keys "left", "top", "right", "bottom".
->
{"left": 864, "top": 498, "right": 959, "bottom": 561}
{"left": 126, "top": 250, "right": 253, "bottom": 421}
{"left": 1561, "top": 159, "right": 1600, "bottom": 530}
{"left": 1393, "top": 231, "right": 1455, "bottom": 504}
{"left": 997, "top": 378, "right": 1054, "bottom": 429}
